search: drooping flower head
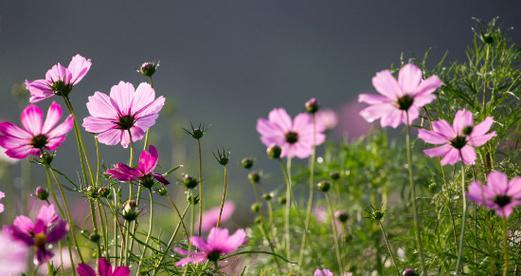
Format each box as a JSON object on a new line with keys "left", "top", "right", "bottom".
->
{"left": 256, "top": 108, "right": 325, "bottom": 159}
{"left": 174, "top": 227, "right": 247, "bottom": 267}
{"left": 106, "top": 145, "right": 169, "bottom": 187}
{"left": 5, "top": 204, "right": 68, "bottom": 265}
{"left": 0, "top": 231, "right": 29, "bottom": 274}
{"left": 418, "top": 109, "right": 496, "bottom": 165}
{"left": 198, "top": 201, "right": 235, "bottom": 232}
{"left": 0, "top": 102, "right": 73, "bottom": 159}
{"left": 359, "top": 63, "right": 442, "bottom": 128}
{"left": 25, "top": 54, "right": 92, "bottom": 103}
{"left": 77, "top": 258, "right": 130, "bottom": 276}
{"left": 314, "top": 268, "right": 333, "bottom": 276}
{"left": 82, "top": 81, "right": 165, "bottom": 148}
{"left": 468, "top": 171, "right": 521, "bottom": 218}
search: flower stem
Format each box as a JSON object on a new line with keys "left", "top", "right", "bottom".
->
{"left": 216, "top": 166, "right": 228, "bottom": 227}
{"left": 405, "top": 114, "right": 426, "bottom": 274}
{"left": 137, "top": 189, "right": 155, "bottom": 273}
{"left": 298, "top": 114, "right": 317, "bottom": 267}
{"left": 284, "top": 157, "right": 293, "bottom": 260}
{"left": 502, "top": 218, "right": 509, "bottom": 276}
{"left": 197, "top": 139, "right": 204, "bottom": 236}
{"left": 325, "top": 193, "right": 343, "bottom": 273}
{"left": 378, "top": 220, "right": 401, "bottom": 276}
{"left": 455, "top": 166, "right": 467, "bottom": 275}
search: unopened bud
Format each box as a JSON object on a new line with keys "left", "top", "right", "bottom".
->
{"left": 305, "top": 98, "right": 319, "bottom": 114}
{"left": 266, "top": 145, "right": 282, "bottom": 159}
{"left": 241, "top": 157, "right": 254, "bottom": 169}
{"left": 317, "top": 180, "right": 331, "bottom": 192}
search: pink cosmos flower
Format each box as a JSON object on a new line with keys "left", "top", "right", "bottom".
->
{"left": 314, "top": 268, "right": 333, "bottom": 276}
{"left": 0, "top": 191, "right": 4, "bottom": 213}
{"left": 0, "top": 231, "right": 29, "bottom": 274}
{"left": 256, "top": 108, "right": 325, "bottom": 159}
{"left": 315, "top": 109, "right": 339, "bottom": 131}
{"left": 106, "top": 145, "right": 169, "bottom": 186}
{"left": 174, "top": 227, "right": 247, "bottom": 266}
{"left": 5, "top": 204, "right": 68, "bottom": 265}
{"left": 82, "top": 81, "right": 165, "bottom": 148}
{"left": 359, "top": 63, "right": 442, "bottom": 128}
{"left": 198, "top": 201, "right": 235, "bottom": 232}
{"left": 0, "top": 102, "right": 73, "bottom": 159}
{"left": 467, "top": 171, "right": 521, "bottom": 218}
{"left": 25, "top": 54, "right": 92, "bottom": 103}
{"left": 418, "top": 109, "right": 496, "bottom": 165}
{"left": 77, "top": 258, "right": 130, "bottom": 276}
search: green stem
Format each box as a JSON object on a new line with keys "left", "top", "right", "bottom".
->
{"left": 137, "top": 189, "right": 155, "bottom": 273}
{"left": 378, "top": 220, "right": 401, "bottom": 276}
{"left": 502, "top": 218, "right": 509, "bottom": 276}
{"left": 216, "top": 166, "right": 228, "bottom": 227}
{"left": 325, "top": 193, "right": 343, "bottom": 273}
{"left": 405, "top": 113, "right": 426, "bottom": 274}
{"left": 257, "top": 224, "right": 283, "bottom": 273}
{"left": 284, "top": 157, "right": 293, "bottom": 259}
{"left": 197, "top": 139, "right": 203, "bottom": 236}
{"left": 455, "top": 166, "right": 467, "bottom": 275}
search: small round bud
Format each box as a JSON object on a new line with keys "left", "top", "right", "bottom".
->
{"left": 251, "top": 202, "right": 262, "bottom": 213}
{"left": 317, "top": 180, "right": 331, "bottom": 192}
{"left": 262, "top": 192, "right": 273, "bottom": 201}
{"left": 185, "top": 192, "right": 199, "bottom": 205}
{"left": 428, "top": 182, "right": 437, "bottom": 193}
{"left": 39, "top": 152, "right": 54, "bottom": 165}
{"left": 372, "top": 210, "right": 384, "bottom": 221}
{"left": 241, "top": 157, "right": 254, "bottom": 169}
{"left": 34, "top": 186, "right": 49, "bottom": 201}
{"left": 98, "top": 187, "right": 110, "bottom": 198}
{"left": 191, "top": 128, "right": 204, "bottom": 140}
{"left": 138, "top": 61, "right": 159, "bottom": 77}
{"left": 89, "top": 232, "right": 100, "bottom": 243}
{"left": 266, "top": 145, "right": 282, "bottom": 159}
{"left": 122, "top": 200, "right": 139, "bottom": 221}
{"left": 278, "top": 196, "right": 287, "bottom": 205}
{"left": 305, "top": 98, "right": 319, "bottom": 114}
{"left": 157, "top": 186, "right": 168, "bottom": 196}
{"left": 248, "top": 171, "right": 261, "bottom": 184}
{"left": 335, "top": 210, "right": 349, "bottom": 223}
{"left": 87, "top": 186, "right": 99, "bottom": 199}
{"left": 481, "top": 33, "right": 494, "bottom": 44}
{"left": 341, "top": 233, "right": 353, "bottom": 243}
{"left": 254, "top": 216, "right": 263, "bottom": 224}
{"left": 182, "top": 174, "right": 199, "bottom": 189}
{"left": 402, "top": 268, "right": 418, "bottom": 276}
{"left": 329, "top": 171, "right": 340, "bottom": 180}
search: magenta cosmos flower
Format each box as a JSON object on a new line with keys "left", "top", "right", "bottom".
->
{"left": 77, "top": 258, "right": 130, "bottom": 276}
{"left": 106, "top": 145, "right": 169, "bottom": 187}
{"left": 468, "top": 171, "right": 521, "bottom": 218}
{"left": 5, "top": 204, "right": 68, "bottom": 265}
{"left": 174, "top": 227, "right": 247, "bottom": 266}
{"left": 418, "top": 109, "right": 496, "bottom": 165}
{"left": 314, "top": 268, "right": 333, "bottom": 276}
{"left": 82, "top": 81, "right": 165, "bottom": 148}
{"left": 25, "top": 54, "right": 91, "bottom": 103}
{"left": 199, "top": 201, "right": 235, "bottom": 232}
{"left": 359, "top": 63, "right": 442, "bottom": 128}
{"left": 0, "top": 102, "right": 73, "bottom": 159}
{"left": 256, "top": 108, "right": 325, "bottom": 159}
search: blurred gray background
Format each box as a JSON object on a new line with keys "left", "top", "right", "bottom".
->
{"left": 0, "top": 1, "right": 520, "bottom": 214}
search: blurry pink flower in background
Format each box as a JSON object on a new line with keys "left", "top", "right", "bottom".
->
{"left": 0, "top": 191, "right": 4, "bottom": 213}
{"left": 0, "top": 102, "right": 73, "bottom": 159}
{"left": 198, "top": 201, "right": 235, "bottom": 232}
{"left": 83, "top": 81, "right": 165, "bottom": 148}
{"left": 314, "top": 268, "right": 333, "bottom": 276}
{"left": 468, "top": 171, "right": 521, "bottom": 218}
{"left": 359, "top": 63, "right": 442, "bottom": 128}
{"left": 418, "top": 109, "right": 496, "bottom": 165}
{"left": 0, "top": 231, "right": 29, "bottom": 274}
{"left": 256, "top": 108, "right": 325, "bottom": 159}
{"left": 314, "top": 109, "right": 338, "bottom": 131}
{"left": 175, "top": 227, "right": 246, "bottom": 267}
{"left": 313, "top": 206, "right": 343, "bottom": 234}
{"left": 338, "top": 101, "right": 371, "bottom": 140}
{"left": 25, "top": 54, "right": 92, "bottom": 103}
{"left": 77, "top": 258, "right": 130, "bottom": 276}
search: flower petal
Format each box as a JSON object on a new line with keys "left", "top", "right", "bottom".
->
{"left": 68, "top": 54, "right": 91, "bottom": 85}
{"left": 372, "top": 70, "right": 402, "bottom": 98}
{"left": 418, "top": 129, "right": 448, "bottom": 145}
{"left": 42, "top": 101, "right": 63, "bottom": 134}
{"left": 452, "top": 109, "right": 473, "bottom": 135}
{"left": 77, "top": 263, "right": 96, "bottom": 276}
{"left": 21, "top": 104, "right": 44, "bottom": 135}
{"left": 487, "top": 171, "right": 509, "bottom": 195}
{"left": 268, "top": 108, "right": 292, "bottom": 132}
{"left": 86, "top": 92, "right": 119, "bottom": 119}
{"left": 110, "top": 81, "right": 135, "bottom": 115}
{"left": 398, "top": 64, "right": 422, "bottom": 94}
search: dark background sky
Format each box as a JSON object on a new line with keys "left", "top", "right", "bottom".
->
{"left": 0, "top": 1, "right": 520, "bottom": 209}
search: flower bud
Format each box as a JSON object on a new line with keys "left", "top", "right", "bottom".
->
{"left": 122, "top": 200, "right": 139, "bottom": 221}
{"left": 266, "top": 145, "right": 282, "bottom": 159}
{"left": 262, "top": 192, "right": 273, "bottom": 201}
{"left": 138, "top": 61, "right": 159, "bottom": 77}
{"left": 213, "top": 149, "right": 230, "bottom": 166}
{"left": 329, "top": 171, "right": 340, "bottom": 180}
{"left": 87, "top": 186, "right": 99, "bottom": 199}
{"left": 480, "top": 33, "right": 494, "bottom": 44}
{"left": 317, "top": 180, "right": 331, "bottom": 192}
{"left": 251, "top": 202, "right": 262, "bottom": 213}
{"left": 89, "top": 232, "right": 100, "bottom": 243}
{"left": 402, "top": 268, "right": 418, "bottom": 276}
{"left": 248, "top": 171, "right": 261, "bottom": 184}
{"left": 182, "top": 174, "right": 199, "bottom": 189}
{"left": 335, "top": 210, "right": 349, "bottom": 223}
{"left": 185, "top": 191, "right": 199, "bottom": 205}
{"left": 305, "top": 98, "right": 319, "bottom": 114}
{"left": 241, "top": 157, "right": 254, "bottom": 169}
{"left": 157, "top": 186, "right": 168, "bottom": 196}
{"left": 183, "top": 123, "right": 206, "bottom": 140}
{"left": 372, "top": 210, "right": 384, "bottom": 221}
{"left": 254, "top": 216, "right": 263, "bottom": 224}
{"left": 98, "top": 187, "right": 110, "bottom": 198}
{"left": 34, "top": 186, "right": 49, "bottom": 201}
{"left": 39, "top": 152, "right": 54, "bottom": 165}
{"left": 278, "top": 196, "right": 287, "bottom": 205}
{"left": 341, "top": 233, "right": 352, "bottom": 243}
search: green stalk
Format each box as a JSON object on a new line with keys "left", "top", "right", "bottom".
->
{"left": 378, "top": 220, "right": 401, "bottom": 276}
{"left": 325, "top": 193, "right": 343, "bottom": 273}
{"left": 197, "top": 139, "right": 204, "bottom": 236}
{"left": 502, "top": 218, "right": 509, "bottom": 276}
{"left": 405, "top": 113, "right": 426, "bottom": 273}
{"left": 216, "top": 166, "right": 228, "bottom": 227}
{"left": 137, "top": 189, "right": 155, "bottom": 273}
{"left": 298, "top": 114, "right": 317, "bottom": 266}
{"left": 284, "top": 157, "right": 293, "bottom": 259}
{"left": 455, "top": 166, "right": 467, "bottom": 275}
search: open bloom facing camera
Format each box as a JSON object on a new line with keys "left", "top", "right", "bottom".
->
{"left": 359, "top": 63, "right": 442, "bottom": 128}
{"left": 25, "top": 54, "right": 92, "bottom": 103}
{"left": 82, "top": 81, "right": 165, "bottom": 148}
{"left": 0, "top": 102, "right": 73, "bottom": 159}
